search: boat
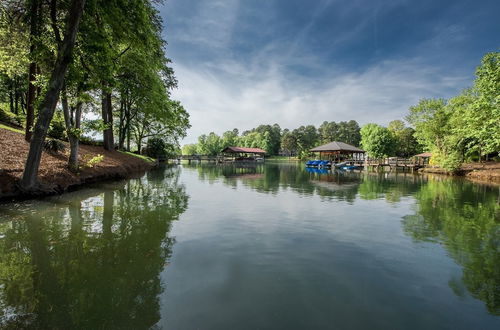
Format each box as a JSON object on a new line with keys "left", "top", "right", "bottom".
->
{"left": 340, "top": 165, "right": 363, "bottom": 170}
{"left": 306, "top": 160, "right": 332, "bottom": 168}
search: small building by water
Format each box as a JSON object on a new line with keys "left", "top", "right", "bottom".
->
{"left": 220, "top": 146, "right": 266, "bottom": 162}
{"left": 310, "top": 141, "right": 365, "bottom": 163}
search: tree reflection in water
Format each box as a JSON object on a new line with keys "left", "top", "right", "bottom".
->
{"left": 0, "top": 166, "right": 188, "bottom": 329}
{"left": 186, "top": 163, "right": 499, "bottom": 315}
{"left": 402, "top": 178, "right": 500, "bottom": 316}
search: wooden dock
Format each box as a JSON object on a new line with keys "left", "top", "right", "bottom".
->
{"left": 364, "top": 158, "right": 425, "bottom": 171}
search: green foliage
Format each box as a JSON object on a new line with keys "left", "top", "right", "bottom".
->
{"left": 0, "top": 123, "right": 24, "bottom": 134}
{"left": 318, "top": 120, "right": 361, "bottom": 146}
{"left": 451, "top": 52, "right": 500, "bottom": 157}
{"left": 43, "top": 139, "right": 65, "bottom": 154}
{"left": 281, "top": 130, "right": 298, "bottom": 156}
{"left": 388, "top": 120, "right": 422, "bottom": 157}
{"left": 83, "top": 154, "right": 104, "bottom": 168}
{"left": 182, "top": 144, "right": 198, "bottom": 155}
{"left": 360, "top": 124, "right": 396, "bottom": 158}
{"left": 47, "top": 113, "right": 67, "bottom": 140}
{"left": 0, "top": 107, "right": 21, "bottom": 126}
{"left": 145, "top": 137, "right": 167, "bottom": 159}
{"left": 405, "top": 50, "right": 500, "bottom": 169}
{"left": 79, "top": 135, "right": 104, "bottom": 146}
{"left": 406, "top": 98, "right": 449, "bottom": 152}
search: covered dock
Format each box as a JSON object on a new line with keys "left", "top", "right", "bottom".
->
{"left": 220, "top": 146, "right": 266, "bottom": 162}
{"left": 413, "top": 152, "right": 432, "bottom": 166}
{"left": 310, "top": 141, "right": 365, "bottom": 163}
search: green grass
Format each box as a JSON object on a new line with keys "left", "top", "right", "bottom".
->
{"left": 0, "top": 123, "right": 24, "bottom": 134}
{"left": 119, "top": 151, "right": 155, "bottom": 163}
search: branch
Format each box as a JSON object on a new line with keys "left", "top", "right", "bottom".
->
{"left": 50, "top": 0, "right": 62, "bottom": 45}
{"left": 113, "top": 45, "right": 131, "bottom": 63}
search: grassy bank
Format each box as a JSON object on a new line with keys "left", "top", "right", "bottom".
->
{"left": 0, "top": 127, "right": 155, "bottom": 200}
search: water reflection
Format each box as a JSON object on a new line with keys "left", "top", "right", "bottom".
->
{"left": 402, "top": 178, "right": 500, "bottom": 315}
{"left": 0, "top": 163, "right": 498, "bottom": 328}
{"left": 0, "top": 166, "right": 188, "bottom": 329}
{"left": 183, "top": 163, "right": 499, "bottom": 316}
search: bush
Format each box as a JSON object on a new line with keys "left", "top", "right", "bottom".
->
{"left": 0, "top": 108, "right": 23, "bottom": 127}
{"left": 47, "top": 114, "right": 67, "bottom": 140}
{"left": 43, "top": 139, "right": 65, "bottom": 154}
{"left": 80, "top": 135, "right": 104, "bottom": 146}
{"left": 83, "top": 154, "right": 104, "bottom": 168}
{"left": 146, "top": 137, "right": 166, "bottom": 159}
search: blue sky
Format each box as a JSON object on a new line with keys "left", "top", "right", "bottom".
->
{"left": 157, "top": 0, "right": 500, "bottom": 144}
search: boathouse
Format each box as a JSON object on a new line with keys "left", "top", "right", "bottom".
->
{"left": 310, "top": 141, "right": 365, "bottom": 162}
{"left": 413, "top": 152, "right": 432, "bottom": 166}
{"left": 220, "top": 146, "right": 266, "bottom": 162}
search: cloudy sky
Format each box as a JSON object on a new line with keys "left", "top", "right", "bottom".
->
{"left": 157, "top": 0, "right": 500, "bottom": 144}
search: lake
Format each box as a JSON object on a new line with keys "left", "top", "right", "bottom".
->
{"left": 0, "top": 163, "right": 498, "bottom": 329}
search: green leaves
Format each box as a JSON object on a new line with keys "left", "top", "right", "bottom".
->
{"left": 360, "top": 123, "right": 396, "bottom": 159}
{"left": 407, "top": 51, "right": 500, "bottom": 169}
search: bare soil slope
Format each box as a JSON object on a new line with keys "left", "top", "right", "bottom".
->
{"left": 0, "top": 127, "right": 153, "bottom": 199}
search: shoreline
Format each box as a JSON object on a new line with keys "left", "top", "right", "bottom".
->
{"left": 0, "top": 127, "right": 155, "bottom": 201}
{"left": 418, "top": 162, "right": 500, "bottom": 184}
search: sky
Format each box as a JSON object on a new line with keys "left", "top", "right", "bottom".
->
{"left": 157, "top": 0, "right": 500, "bottom": 144}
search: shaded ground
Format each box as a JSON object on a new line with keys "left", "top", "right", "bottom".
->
{"left": 0, "top": 127, "right": 154, "bottom": 199}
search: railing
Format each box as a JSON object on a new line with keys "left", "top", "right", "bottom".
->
{"left": 364, "top": 158, "right": 425, "bottom": 168}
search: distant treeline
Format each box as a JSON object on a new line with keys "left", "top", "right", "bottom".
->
{"left": 182, "top": 119, "right": 421, "bottom": 159}
{"left": 185, "top": 51, "right": 499, "bottom": 171}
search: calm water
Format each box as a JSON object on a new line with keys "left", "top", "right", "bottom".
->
{"left": 0, "top": 163, "right": 499, "bottom": 329}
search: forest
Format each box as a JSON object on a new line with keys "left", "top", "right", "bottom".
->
{"left": 185, "top": 51, "right": 499, "bottom": 171}
{"left": 0, "top": 0, "right": 190, "bottom": 190}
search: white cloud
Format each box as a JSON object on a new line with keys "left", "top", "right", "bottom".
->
{"left": 172, "top": 57, "right": 470, "bottom": 144}
{"left": 171, "top": 0, "right": 240, "bottom": 50}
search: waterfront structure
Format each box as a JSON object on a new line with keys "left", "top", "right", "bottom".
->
{"left": 310, "top": 141, "right": 365, "bottom": 163}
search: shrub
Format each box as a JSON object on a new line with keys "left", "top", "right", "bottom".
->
{"left": 43, "top": 139, "right": 65, "bottom": 154}
{"left": 146, "top": 137, "right": 166, "bottom": 159}
{"left": 0, "top": 108, "right": 23, "bottom": 127}
{"left": 80, "top": 135, "right": 104, "bottom": 146}
{"left": 47, "top": 114, "right": 67, "bottom": 140}
{"left": 82, "top": 154, "right": 104, "bottom": 168}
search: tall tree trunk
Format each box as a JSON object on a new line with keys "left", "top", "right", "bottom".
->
{"left": 9, "top": 89, "right": 14, "bottom": 113}
{"left": 14, "top": 90, "right": 19, "bottom": 115}
{"left": 118, "top": 96, "right": 125, "bottom": 150}
{"left": 106, "top": 92, "right": 113, "bottom": 148}
{"left": 62, "top": 90, "right": 82, "bottom": 172}
{"left": 101, "top": 90, "right": 114, "bottom": 150}
{"left": 126, "top": 126, "right": 131, "bottom": 151}
{"left": 26, "top": 0, "right": 40, "bottom": 141}
{"left": 20, "top": 92, "right": 27, "bottom": 114}
{"left": 20, "top": 0, "right": 87, "bottom": 191}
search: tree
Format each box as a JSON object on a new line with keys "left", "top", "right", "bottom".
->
{"left": 20, "top": 0, "right": 86, "bottom": 190}
{"left": 221, "top": 129, "right": 238, "bottom": 149}
{"left": 360, "top": 123, "right": 396, "bottom": 158}
{"left": 281, "top": 131, "right": 298, "bottom": 156}
{"left": 388, "top": 120, "right": 422, "bottom": 157}
{"left": 451, "top": 52, "right": 500, "bottom": 160}
{"left": 406, "top": 98, "right": 463, "bottom": 170}
{"left": 182, "top": 144, "right": 198, "bottom": 155}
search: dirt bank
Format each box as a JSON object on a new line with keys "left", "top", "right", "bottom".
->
{"left": 419, "top": 161, "right": 500, "bottom": 184}
{"left": 0, "top": 127, "right": 154, "bottom": 200}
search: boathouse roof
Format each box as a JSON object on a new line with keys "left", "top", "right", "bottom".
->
{"left": 221, "top": 146, "right": 266, "bottom": 154}
{"left": 414, "top": 152, "right": 432, "bottom": 158}
{"left": 310, "top": 141, "right": 364, "bottom": 153}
